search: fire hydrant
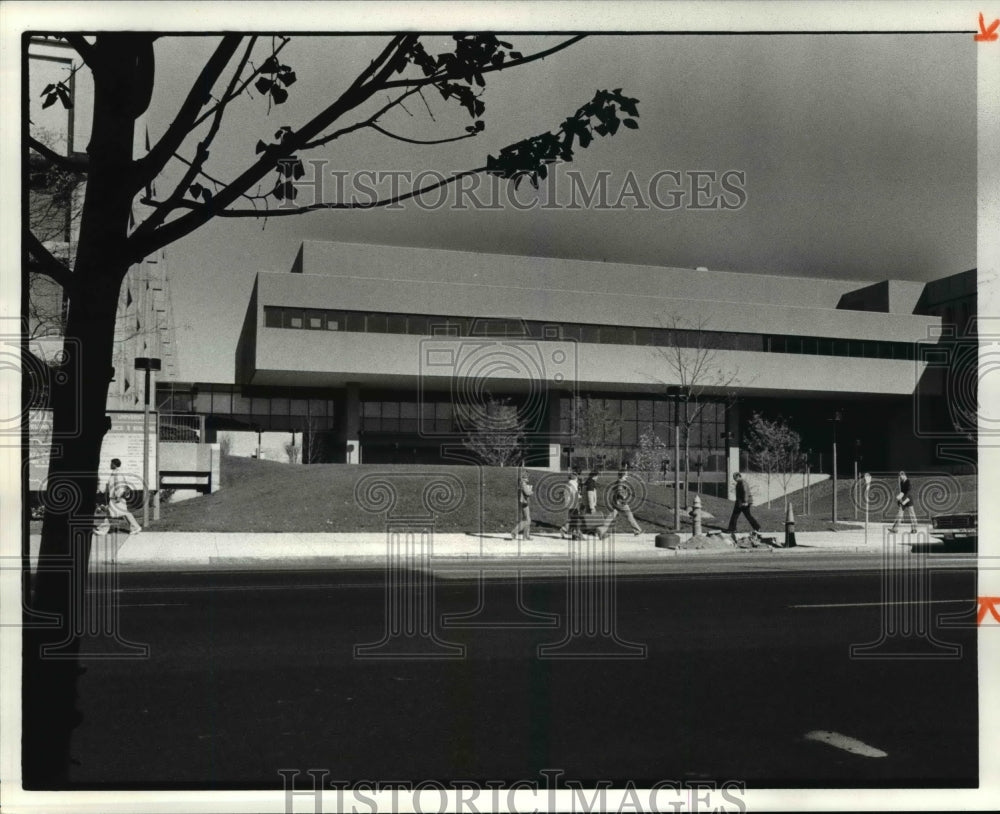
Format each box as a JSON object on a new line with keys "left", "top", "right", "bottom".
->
{"left": 689, "top": 494, "right": 702, "bottom": 536}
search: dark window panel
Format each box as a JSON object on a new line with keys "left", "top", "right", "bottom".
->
{"left": 362, "top": 401, "right": 380, "bottom": 418}
{"left": 305, "top": 310, "right": 323, "bottom": 330}
{"left": 562, "top": 324, "right": 581, "bottom": 342}
{"left": 193, "top": 392, "right": 213, "bottom": 414}
{"left": 345, "top": 312, "right": 365, "bottom": 332}
{"left": 285, "top": 309, "right": 304, "bottom": 329}
{"left": 308, "top": 399, "right": 326, "bottom": 418}
{"left": 637, "top": 400, "right": 653, "bottom": 421}
{"left": 264, "top": 307, "right": 282, "bottom": 328}
{"left": 400, "top": 402, "right": 418, "bottom": 419}
{"left": 653, "top": 400, "right": 670, "bottom": 420}
{"left": 387, "top": 315, "right": 407, "bottom": 334}
{"left": 833, "top": 339, "right": 849, "bottom": 356}
{"left": 271, "top": 398, "right": 289, "bottom": 416}
{"left": 366, "top": 313, "right": 387, "bottom": 333}
{"left": 800, "top": 337, "right": 818, "bottom": 355}
{"left": 381, "top": 419, "right": 399, "bottom": 433}
{"left": 581, "top": 325, "right": 601, "bottom": 343}
{"left": 231, "top": 393, "right": 251, "bottom": 414}
{"left": 785, "top": 336, "right": 802, "bottom": 354}
{"left": 252, "top": 397, "right": 270, "bottom": 416}
{"left": 407, "top": 315, "right": 429, "bottom": 335}
{"left": 326, "top": 311, "right": 344, "bottom": 331}
{"left": 621, "top": 399, "right": 637, "bottom": 420}
{"left": 436, "top": 402, "right": 453, "bottom": 420}
{"left": 634, "top": 327, "right": 653, "bottom": 346}
{"left": 399, "top": 419, "right": 418, "bottom": 433}
{"left": 818, "top": 338, "right": 834, "bottom": 356}
{"left": 382, "top": 402, "right": 399, "bottom": 419}
{"left": 289, "top": 399, "right": 309, "bottom": 416}
{"left": 621, "top": 423, "right": 637, "bottom": 445}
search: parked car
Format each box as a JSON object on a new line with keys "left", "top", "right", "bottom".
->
{"left": 930, "top": 511, "right": 977, "bottom": 550}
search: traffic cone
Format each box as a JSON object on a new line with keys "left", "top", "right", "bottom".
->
{"left": 784, "top": 501, "right": 797, "bottom": 548}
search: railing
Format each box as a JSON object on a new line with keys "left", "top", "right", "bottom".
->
{"left": 159, "top": 413, "right": 206, "bottom": 442}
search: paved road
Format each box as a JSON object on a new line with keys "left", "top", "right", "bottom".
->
{"left": 66, "top": 559, "right": 978, "bottom": 789}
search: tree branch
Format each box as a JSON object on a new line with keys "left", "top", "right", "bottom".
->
{"left": 140, "top": 166, "right": 487, "bottom": 219}
{"left": 133, "top": 34, "right": 244, "bottom": 188}
{"left": 381, "top": 35, "right": 586, "bottom": 90}
{"left": 26, "top": 232, "right": 74, "bottom": 291}
{"left": 129, "top": 38, "right": 420, "bottom": 259}
{"left": 135, "top": 37, "right": 257, "bottom": 236}
{"left": 28, "top": 137, "right": 88, "bottom": 173}
{"left": 369, "top": 122, "right": 477, "bottom": 146}
{"left": 62, "top": 34, "right": 96, "bottom": 69}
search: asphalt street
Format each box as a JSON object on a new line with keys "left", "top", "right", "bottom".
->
{"left": 65, "top": 557, "right": 978, "bottom": 789}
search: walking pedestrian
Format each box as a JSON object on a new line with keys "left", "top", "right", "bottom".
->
{"left": 727, "top": 472, "right": 761, "bottom": 536}
{"left": 583, "top": 469, "right": 599, "bottom": 514}
{"left": 609, "top": 471, "right": 643, "bottom": 535}
{"left": 103, "top": 457, "right": 142, "bottom": 534}
{"left": 510, "top": 470, "right": 534, "bottom": 541}
{"left": 889, "top": 470, "right": 919, "bottom": 534}
{"left": 559, "top": 471, "right": 581, "bottom": 539}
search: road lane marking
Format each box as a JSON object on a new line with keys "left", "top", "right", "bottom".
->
{"left": 804, "top": 730, "right": 887, "bottom": 758}
{"left": 116, "top": 602, "right": 189, "bottom": 607}
{"left": 791, "top": 599, "right": 971, "bottom": 609}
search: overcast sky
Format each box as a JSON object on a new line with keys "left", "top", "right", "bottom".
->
{"left": 138, "top": 32, "right": 977, "bottom": 382}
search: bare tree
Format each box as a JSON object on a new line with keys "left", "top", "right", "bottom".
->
{"left": 570, "top": 395, "right": 624, "bottom": 471}
{"left": 654, "top": 315, "right": 739, "bottom": 505}
{"left": 23, "top": 32, "right": 641, "bottom": 784}
{"left": 462, "top": 394, "right": 525, "bottom": 467}
{"left": 744, "top": 411, "right": 804, "bottom": 508}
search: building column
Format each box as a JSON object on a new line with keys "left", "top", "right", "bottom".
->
{"left": 344, "top": 382, "right": 360, "bottom": 464}
{"left": 726, "top": 399, "right": 741, "bottom": 501}
{"left": 544, "top": 391, "right": 566, "bottom": 471}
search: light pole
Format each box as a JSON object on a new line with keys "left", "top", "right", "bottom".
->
{"left": 863, "top": 471, "right": 872, "bottom": 545}
{"left": 134, "top": 357, "right": 161, "bottom": 526}
{"left": 668, "top": 386, "right": 690, "bottom": 530}
{"left": 828, "top": 410, "right": 842, "bottom": 524}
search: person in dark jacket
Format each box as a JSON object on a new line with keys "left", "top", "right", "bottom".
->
{"left": 889, "top": 470, "right": 919, "bottom": 534}
{"left": 727, "top": 472, "right": 761, "bottom": 535}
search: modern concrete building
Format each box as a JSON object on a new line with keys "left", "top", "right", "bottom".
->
{"left": 157, "top": 241, "right": 975, "bottom": 495}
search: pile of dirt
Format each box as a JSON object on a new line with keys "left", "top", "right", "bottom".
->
{"left": 675, "top": 533, "right": 734, "bottom": 550}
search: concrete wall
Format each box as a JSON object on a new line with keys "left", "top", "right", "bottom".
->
{"left": 217, "top": 430, "right": 301, "bottom": 463}
{"left": 739, "top": 472, "right": 830, "bottom": 505}
{"left": 250, "top": 328, "right": 928, "bottom": 397}
{"left": 255, "top": 267, "right": 941, "bottom": 344}
{"left": 160, "top": 442, "right": 222, "bottom": 493}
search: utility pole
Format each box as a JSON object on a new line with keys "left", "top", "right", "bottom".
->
{"left": 668, "top": 386, "right": 690, "bottom": 530}
{"left": 134, "top": 357, "right": 161, "bottom": 526}
{"left": 829, "top": 410, "right": 842, "bottom": 524}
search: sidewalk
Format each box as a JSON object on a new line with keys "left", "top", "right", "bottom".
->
{"left": 26, "top": 524, "right": 934, "bottom": 572}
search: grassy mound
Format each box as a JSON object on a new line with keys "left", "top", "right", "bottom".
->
{"left": 148, "top": 457, "right": 956, "bottom": 534}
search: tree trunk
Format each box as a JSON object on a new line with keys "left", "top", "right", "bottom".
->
{"left": 24, "top": 34, "right": 149, "bottom": 787}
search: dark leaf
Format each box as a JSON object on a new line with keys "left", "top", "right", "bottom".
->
{"left": 622, "top": 118, "right": 639, "bottom": 129}
{"left": 274, "top": 181, "right": 285, "bottom": 200}
{"left": 270, "top": 85, "right": 288, "bottom": 104}
{"left": 42, "top": 84, "right": 55, "bottom": 95}
{"left": 498, "top": 40, "right": 512, "bottom": 48}
{"left": 285, "top": 181, "right": 297, "bottom": 200}
{"left": 510, "top": 51, "right": 522, "bottom": 60}
{"left": 279, "top": 71, "right": 297, "bottom": 87}
{"left": 255, "top": 77, "right": 272, "bottom": 94}
{"left": 202, "top": 187, "right": 213, "bottom": 203}
{"left": 292, "top": 160, "right": 305, "bottom": 180}
{"left": 190, "top": 182, "right": 203, "bottom": 199}
{"left": 41, "top": 94, "right": 56, "bottom": 109}
{"left": 260, "top": 55, "right": 280, "bottom": 73}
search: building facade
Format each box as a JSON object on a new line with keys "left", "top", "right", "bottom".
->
{"left": 155, "top": 241, "right": 976, "bottom": 493}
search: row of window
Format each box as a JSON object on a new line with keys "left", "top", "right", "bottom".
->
{"left": 262, "top": 306, "right": 920, "bottom": 361}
